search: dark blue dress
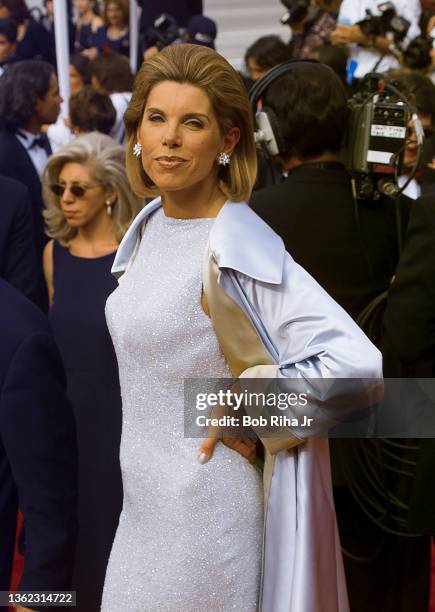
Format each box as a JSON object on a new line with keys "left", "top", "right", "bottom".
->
{"left": 74, "top": 23, "right": 94, "bottom": 52}
{"left": 49, "top": 242, "right": 122, "bottom": 612}
{"left": 91, "top": 26, "right": 129, "bottom": 57}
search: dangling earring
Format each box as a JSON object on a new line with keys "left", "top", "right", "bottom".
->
{"left": 217, "top": 152, "right": 231, "bottom": 166}
{"left": 133, "top": 142, "right": 142, "bottom": 158}
{"left": 106, "top": 200, "right": 113, "bottom": 217}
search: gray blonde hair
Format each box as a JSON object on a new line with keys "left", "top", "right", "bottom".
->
{"left": 43, "top": 132, "right": 143, "bottom": 245}
{"left": 125, "top": 44, "right": 258, "bottom": 202}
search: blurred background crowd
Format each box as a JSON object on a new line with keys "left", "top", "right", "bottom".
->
{"left": 2, "top": 0, "right": 435, "bottom": 611}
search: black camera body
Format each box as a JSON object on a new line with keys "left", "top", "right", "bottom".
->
{"left": 280, "top": 0, "right": 310, "bottom": 25}
{"left": 142, "top": 13, "right": 182, "bottom": 52}
{"left": 357, "top": 1, "right": 410, "bottom": 44}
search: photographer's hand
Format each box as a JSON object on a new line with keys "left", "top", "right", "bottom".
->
{"left": 332, "top": 24, "right": 395, "bottom": 55}
{"left": 331, "top": 24, "right": 367, "bottom": 45}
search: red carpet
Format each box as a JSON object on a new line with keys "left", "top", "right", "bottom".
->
{"left": 9, "top": 513, "right": 24, "bottom": 612}
{"left": 430, "top": 539, "right": 435, "bottom": 612}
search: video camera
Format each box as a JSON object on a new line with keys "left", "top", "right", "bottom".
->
{"left": 357, "top": 1, "right": 410, "bottom": 45}
{"left": 142, "top": 13, "right": 182, "bottom": 52}
{"left": 280, "top": 0, "right": 310, "bottom": 25}
{"left": 344, "top": 74, "right": 423, "bottom": 199}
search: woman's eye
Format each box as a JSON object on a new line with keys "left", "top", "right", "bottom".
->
{"left": 148, "top": 114, "right": 164, "bottom": 122}
{"left": 186, "top": 119, "right": 203, "bottom": 129}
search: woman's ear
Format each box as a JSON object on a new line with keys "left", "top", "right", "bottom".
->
{"left": 136, "top": 126, "right": 141, "bottom": 145}
{"left": 105, "top": 189, "right": 117, "bottom": 204}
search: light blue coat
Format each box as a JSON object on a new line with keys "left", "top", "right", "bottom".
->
{"left": 112, "top": 197, "right": 383, "bottom": 612}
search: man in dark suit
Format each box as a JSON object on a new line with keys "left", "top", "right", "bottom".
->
{"left": 0, "top": 60, "right": 62, "bottom": 311}
{"left": 382, "top": 194, "right": 435, "bottom": 374}
{"left": 0, "top": 278, "right": 77, "bottom": 610}
{"left": 250, "top": 62, "right": 407, "bottom": 320}
{"left": 0, "top": 175, "right": 37, "bottom": 301}
{"left": 381, "top": 194, "right": 435, "bottom": 538}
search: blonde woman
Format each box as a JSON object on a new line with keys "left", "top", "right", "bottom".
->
{"left": 42, "top": 132, "right": 142, "bottom": 611}
{"left": 101, "top": 45, "right": 381, "bottom": 611}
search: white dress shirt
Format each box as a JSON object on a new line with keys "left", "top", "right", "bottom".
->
{"left": 398, "top": 175, "right": 421, "bottom": 199}
{"left": 109, "top": 92, "right": 132, "bottom": 144}
{"left": 15, "top": 129, "right": 50, "bottom": 177}
{"left": 338, "top": 0, "right": 421, "bottom": 79}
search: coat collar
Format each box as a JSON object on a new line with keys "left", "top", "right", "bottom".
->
{"left": 112, "top": 197, "right": 285, "bottom": 284}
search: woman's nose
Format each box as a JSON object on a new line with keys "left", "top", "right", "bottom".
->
{"left": 61, "top": 186, "right": 75, "bottom": 203}
{"left": 162, "top": 123, "right": 181, "bottom": 148}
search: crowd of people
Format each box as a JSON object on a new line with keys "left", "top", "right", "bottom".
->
{"left": 0, "top": 0, "right": 435, "bottom": 611}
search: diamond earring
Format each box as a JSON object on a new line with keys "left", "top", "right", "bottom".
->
{"left": 133, "top": 142, "right": 142, "bottom": 158}
{"left": 106, "top": 200, "right": 113, "bottom": 217}
{"left": 217, "top": 152, "right": 231, "bottom": 166}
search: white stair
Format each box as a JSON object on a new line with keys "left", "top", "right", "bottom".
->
{"left": 204, "top": 0, "right": 289, "bottom": 69}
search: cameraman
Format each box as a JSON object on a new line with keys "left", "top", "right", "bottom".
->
{"left": 250, "top": 62, "right": 409, "bottom": 320}
{"left": 331, "top": 0, "right": 421, "bottom": 80}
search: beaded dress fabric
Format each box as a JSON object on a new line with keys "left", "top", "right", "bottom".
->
{"left": 102, "top": 207, "right": 263, "bottom": 611}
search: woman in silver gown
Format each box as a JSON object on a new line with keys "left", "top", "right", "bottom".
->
{"left": 102, "top": 44, "right": 382, "bottom": 611}
{"left": 102, "top": 45, "right": 263, "bottom": 612}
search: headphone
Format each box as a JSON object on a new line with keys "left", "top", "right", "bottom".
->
{"left": 249, "top": 59, "right": 335, "bottom": 157}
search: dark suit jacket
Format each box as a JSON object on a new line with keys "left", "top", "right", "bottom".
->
{"left": 15, "top": 17, "right": 55, "bottom": 64}
{"left": 0, "top": 279, "right": 77, "bottom": 601}
{"left": 381, "top": 194, "right": 435, "bottom": 534}
{"left": 382, "top": 193, "right": 435, "bottom": 369}
{"left": 250, "top": 162, "right": 408, "bottom": 320}
{"left": 0, "top": 130, "right": 49, "bottom": 310}
{"left": 0, "top": 175, "right": 38, "bottom": 300}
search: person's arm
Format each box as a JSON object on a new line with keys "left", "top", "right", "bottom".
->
{"left": 382, "top": 195, "right": 435, "bottom": 363}
{"left": 252, "top": 254, "right": 382, "bottom": 380}
{"left": 0, "top": 330, "right": 77, "bottom": 593}
{"left": 331, "top": 23, "right": 393, "bottom": 54}
{"left": 4, "top": 185, "right": 37, "bottom": 300}
{"left": 42, "top": 240, "right": 54, "bottom": 305}
{"left": 331, "top": 0, "right": 421, "bottom": 54}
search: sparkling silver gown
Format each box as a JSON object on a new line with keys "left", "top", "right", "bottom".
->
{"left": 102, "top": 208, "right": 263, "bottom": 612}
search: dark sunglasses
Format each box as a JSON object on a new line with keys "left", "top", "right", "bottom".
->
{"left": 50, "top": 182, "right": 99, "bottom": 198}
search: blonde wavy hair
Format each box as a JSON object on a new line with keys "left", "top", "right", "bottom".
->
{"left": 43, "top": 132, "right": 143, "bottom": 245}
{"left": 125, "top": 44, "right": 257, "bottom": 202}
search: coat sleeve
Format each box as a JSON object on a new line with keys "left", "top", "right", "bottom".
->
{"left": 0, "top": 330, "right": 78, "bottom": 592}
{"left": 3, "top": 184, "right": 38, "bottom": 301}
{"left": 232, "top": 254, "right": 383, "bottom": 440}
{"left": 240, "top": 254, "right": 382, "bottom": 380}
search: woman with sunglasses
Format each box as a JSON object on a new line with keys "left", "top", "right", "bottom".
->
{"left": 42, "top": 131, "right": 142, "bottom": 612}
